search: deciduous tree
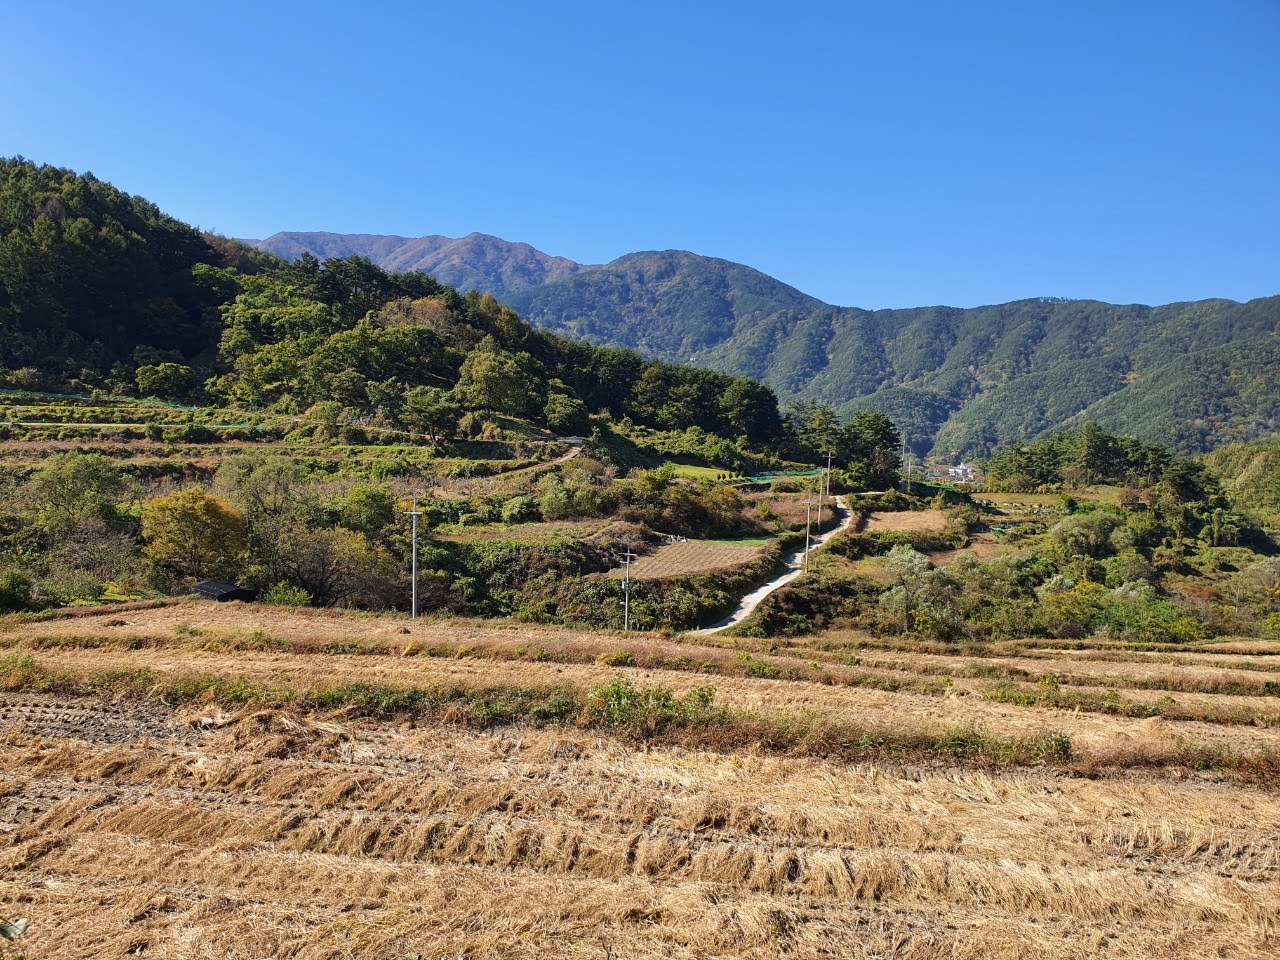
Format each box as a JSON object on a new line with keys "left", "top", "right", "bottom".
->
{"left": 142, "top": 489, "right": 247, "bottom": 581}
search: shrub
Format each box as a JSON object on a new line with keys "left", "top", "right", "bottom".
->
{"left": 597, "top": 650, "right": 636, "bottom": 667}
{"left": 262, "top": 582, "right": 313, "bottom": 607}
{"left": 0, "top": 570, "right": 33, "bottom": 613}
{"left": 581, "top": 675, "right": 719, "bottom": 734}
{"left": 501, "top": 496, "right": 538, "bottom": 524}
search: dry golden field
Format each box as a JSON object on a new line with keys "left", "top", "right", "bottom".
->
{"left": 605, "top": 540, "right": 768, "bottom": 580}
{"left": 3, "top": 601, "right": 1280, "bottom": 959}
{"left": 862, "top": 510, "right": 949, "bottom": 534}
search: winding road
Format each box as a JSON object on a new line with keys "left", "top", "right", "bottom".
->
{"left": 693, "top": 495, "right": 857, "bottom": 634}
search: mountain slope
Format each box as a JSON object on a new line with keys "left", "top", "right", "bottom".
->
{"left": 249, "top": 231, "right": 1280, "bottom": 458}
{"left": 504, "top": 250, "right": 828, "bottom": 359}
{"left": 253, "top": 231, "right": 581, "bottom": 298}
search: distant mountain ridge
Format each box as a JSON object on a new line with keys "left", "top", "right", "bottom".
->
{"left": 250, "top": 232, "right": 1280, "bottom": 459}
{"left": 252, "top": 231, "right": 581, "bottom": 298}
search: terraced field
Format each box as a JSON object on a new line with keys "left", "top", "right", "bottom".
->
{"left": 862, "top": 509, "right": 949, "bottom": 533}
{"left": 607, "top": 539, "right": 769, "bottom": 580}
{"left": 2, "top": 603, "right": 1279, "bottom": 959}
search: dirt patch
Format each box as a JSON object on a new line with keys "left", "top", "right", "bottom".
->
{"left": 863, "top": 509, "right": 948, "bottom": 533}
{"left": 930, "top": 534, "right": 1008, "bottom": 567}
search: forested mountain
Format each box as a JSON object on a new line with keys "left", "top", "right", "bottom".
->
{"left": 0, "top": 159, "right": 798, "bottom": 457}
{"left": 252, "top": 232, "right": 1280, "bottom": 459}
{"left": 1204, "top": 436, "right": 1280, "bottom": 528}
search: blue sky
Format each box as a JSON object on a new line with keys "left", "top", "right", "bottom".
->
{"left": 2, "top": 0, "right": 1277, "bottom": 309}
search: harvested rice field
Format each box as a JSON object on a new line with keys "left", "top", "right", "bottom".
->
{"left": 3, "top": 601, "right": 1279, "bottom": 959}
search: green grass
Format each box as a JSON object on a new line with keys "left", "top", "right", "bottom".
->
{"left": 666, "top": 463, "right": 732, "bottom": 481}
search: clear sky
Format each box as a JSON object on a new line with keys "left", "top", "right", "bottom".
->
{"left": 2, "top": 0, "right": 1277, "bottom": 309}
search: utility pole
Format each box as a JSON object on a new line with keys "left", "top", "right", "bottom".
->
{"left": 620, "top": 540, "right": 638, "bottom": 631}
{"left": 815, "top": 461, "right": 825, "bottom": 533}
{"left": 405, "top": 493, "right": 423, "bottom": 619}
{"left": 823, "top": 450, "right": 834, "bottom": 528}
{"left": 803, "top": 495, "right": 813, "bottom": 569}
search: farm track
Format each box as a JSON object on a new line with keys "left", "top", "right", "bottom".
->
{"left": 697, "top": 498, "right": 857, "bottom": 633}
{"left": 4, "top": 606, "right": 1280, "bottom": 957}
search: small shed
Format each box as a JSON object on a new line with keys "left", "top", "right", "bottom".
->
{"left": 187, "top": 581, "right": 257, "bottom": 603}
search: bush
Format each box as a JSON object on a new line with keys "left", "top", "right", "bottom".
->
{"left": 581, "top": 675, "right": 719, "bottom": 734}
{"left": 544, "top": 392, "right": 589, "bottom": 434}
{"left": 501, "top": 496, "right": 538, "bottom": 525}
{"left": 596, "top": 650, "right": 636, "bottom": 667}
{"left": 262, "top": 582, "right": 313, "bottom": 607}
{"left": 0, "top": 569, "right": 33, "bottom": 613}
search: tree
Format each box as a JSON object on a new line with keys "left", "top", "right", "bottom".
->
{"left": 25, "top": 452, "right": 127, "bottom": 538}
{"left": 142, "top": 489, "right": 247, "bottom": 581}
{"left": 718, "top": 377, "right": 782, "bottom": 443}
{"left": 274, "top": 523, "right": 397, "bottom": 607}
{"left": 135, "top": 362, "right": 195, "bottom": 399}
{"left": 22, "top": 452, "right": 140, "bottom": 580}
{"left": 786, "top": 400, "right": 840, "bottom": 460}
{"left": 213, "top": 455, "right": 314, "bottom": 585}
{"left": 880, "top": 544, "right": 935, "bottom": 631}
{"left": 1070, "top": 421, "right": 1119, "bottom": 485}
{"left": 453, "top": 338, "right": 534, "bottom": 416}
{"left": 338, "top": 484, "right": 396, "bottom": 536}
{"left": 544, "top": 392, "right": 589, "bottom": 435}
{"left": 846, "top": 412, "right": 902, "bottom": 488}
{"left": 1049, "top": 513, "right": 1119, "bottom": 560}
{"left": 401, "top": 386, "right": 461, "bottom": 444}
{"left": 214, "top": 455, "right": 311, "bottom": 527}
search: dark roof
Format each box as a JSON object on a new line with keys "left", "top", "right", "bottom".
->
{"left": 187, "top": 581, "right": 256, "bottom": 602}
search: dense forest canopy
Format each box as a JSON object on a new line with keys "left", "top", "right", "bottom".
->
{"left": 0, "top": 158, "right": 241, "bottom": 383}
{"left": 513, "top": 271, "right": 1280, "bottom": 459}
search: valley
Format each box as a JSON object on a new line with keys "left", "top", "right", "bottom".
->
{"left": 2, "top": 157, "right": 1278, "bottom": 960}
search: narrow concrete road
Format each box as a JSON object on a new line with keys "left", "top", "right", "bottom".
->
{"left": 693, "top": 496, "right": 857, "bottom": 634}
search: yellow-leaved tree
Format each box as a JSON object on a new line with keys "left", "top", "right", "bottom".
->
{"left": 142, "top": 489, "right": 247, "bottom": 582}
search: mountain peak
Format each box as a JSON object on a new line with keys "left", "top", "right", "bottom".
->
{"left": 251, "top": 231, "right": 582, "bottom": 298}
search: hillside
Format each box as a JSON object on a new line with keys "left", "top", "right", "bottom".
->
{"left": 251, "top": 232, "right": 1280, "bottom": 458}
{"left": 0, "top": 159, "right": 277, "bottom": 388}
{"left": 1205, "top": 435, "right": 1280, "bottom": 529}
